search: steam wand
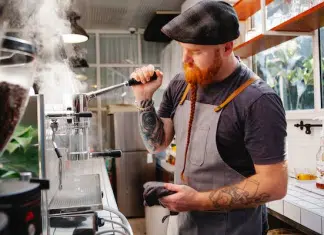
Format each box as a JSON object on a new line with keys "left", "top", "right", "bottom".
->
{"left": 50, "top": 120, "right": 63, "bottom": 190}
{"left": 73, "top": 72, "right": 158, "bottom": 113}
{"left": 85, "top": 72, "right": 158, "bottom": 100}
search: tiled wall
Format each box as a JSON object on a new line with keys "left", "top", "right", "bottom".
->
{"left": 286, "top": 119, "right": 321, "bottom": 177}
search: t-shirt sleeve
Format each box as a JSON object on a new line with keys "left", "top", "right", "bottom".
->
{"left": 157, "top": 82, "right": 175, "bottom": 119}
{"left": 158, "top": 74, "right": 185, "bottom": 119}
{"left": 244, "top": 93, "right": 287, "bottom": 165}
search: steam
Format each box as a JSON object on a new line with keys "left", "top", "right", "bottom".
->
{"left": 5, "top": 0, "right": 87, "bottom": 108}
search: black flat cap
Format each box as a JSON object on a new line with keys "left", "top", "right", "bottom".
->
{"left": 161, "top": 0, "right": 240, "bottom": 45}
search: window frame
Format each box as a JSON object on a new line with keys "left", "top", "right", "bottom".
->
{"left": 285, "top": 29, "right": 322, "bottom": 120}
{"left": 248, "top": 29, "right": 323, "bottom": 120}
{"left": 85, "top": 29, "right": 165, "bottom": 149}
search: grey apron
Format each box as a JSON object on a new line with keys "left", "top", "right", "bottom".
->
{"left": 173, "top": 77, "right": 267, "bottom": 235}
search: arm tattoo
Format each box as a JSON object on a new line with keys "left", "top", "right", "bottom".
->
{"left": 138, "top": 99, "right": 165, "bottom": 152}
{"left": 208, "top": 178, "right": 270, "bottom": 210}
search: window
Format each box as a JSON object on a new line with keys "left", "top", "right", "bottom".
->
{"left": 253, "top": 36, "right": 314, "bottom": 110}
{"left": 80, "top": 32, "right": 166, "bottom": 149}
{"left": 320, "top": 27, "right": 324, "bottom": 108}
{"left": 79, "top": 34, "right": 96, "bottom": 64}
{"left": 99, "top": 34, "right": 138, "bottom": 64}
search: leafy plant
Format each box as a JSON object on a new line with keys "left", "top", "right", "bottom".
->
{"left": 0, "top": 125, "right": 38, "bottom": 178}
{"left": 256, "top": 38, "right": 314, "bottom": 110}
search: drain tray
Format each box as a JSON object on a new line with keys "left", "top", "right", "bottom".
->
{"left": 49, "top": 174, "right": 102, "bottom": 215}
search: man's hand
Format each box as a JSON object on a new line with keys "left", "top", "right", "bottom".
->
{"left": 159, "top": 183, "right": 204, "bottom": 212}
{"left": 130, "top": 64, "right": 163, "bottom": 101}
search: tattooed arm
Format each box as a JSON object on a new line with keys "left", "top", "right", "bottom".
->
{"left": 202, "top": 161, "right": 288, "bottom": 211}
{"left": 161, "top": 161, "right": 288, "bottom": 212}
{"left": 138, "top": 99, "right": 174, "bottom": 153}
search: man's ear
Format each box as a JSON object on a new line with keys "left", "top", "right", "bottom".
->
{"left": 224, "top": 41, "right": 234, "bottom": 55}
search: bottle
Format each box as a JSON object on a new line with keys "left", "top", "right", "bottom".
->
{"left": 316, "top": 117, "right": 324, "bottom": 189}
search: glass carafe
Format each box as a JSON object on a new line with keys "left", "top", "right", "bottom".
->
{"left": 0, "top": 36, "right": 36, "bottom": 155}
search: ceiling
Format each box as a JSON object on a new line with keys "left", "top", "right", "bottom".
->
{"left": 72, "top": 0, "right": 239, "bottom": 30}
{"left": 72, "top": 0, "right": 185, "bottom": 30}
{"left": 0, "top": 0, "right": 240, "bottom": 31}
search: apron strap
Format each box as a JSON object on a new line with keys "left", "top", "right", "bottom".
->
{"left": 214, "top": 76, "right": 259, "bottom": 112}
{"left": 179, "top": 84, "right": 191, "bottom": 105}
{"left": 178, "top": 76, "right": 258, "bottom": 108}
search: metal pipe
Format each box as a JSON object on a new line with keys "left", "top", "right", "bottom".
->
{"left": 73, "top": 73, "right": 156, "bottom": 117}
{"left": 83, "top": 72, "right": 157, "bottom": 101}
{"left": 85, "top": 82, "right": 127, "bottom": 99}
{"left": 45, "top": 111, "right": 92, "bottom": 118}
{"left": 45, "top": 111, "right": 74, "bottom": 118}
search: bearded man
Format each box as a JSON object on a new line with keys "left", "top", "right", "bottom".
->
{"left": 130, "top": 1, "right": 288, "bottom": 234}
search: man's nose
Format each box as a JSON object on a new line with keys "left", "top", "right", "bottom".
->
{"left": 183, "top": 51, "right": 193, "bottom": 64}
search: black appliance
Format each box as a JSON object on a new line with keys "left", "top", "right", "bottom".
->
{"left": 0, "top": 178, "right": 49, "bottom": 235}
{"left": 0, "top": 212, "right": 8, "bottom": 235}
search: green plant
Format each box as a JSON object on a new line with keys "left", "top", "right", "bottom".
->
{"left": 262, "top": 38, "right": 314, "bottom": 110}
{"left": 0, "top": 125, "right": 38, "bottom": 178}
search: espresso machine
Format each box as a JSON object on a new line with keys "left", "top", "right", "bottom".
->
{"left": 41, "top": 62, "right": 157, "bottom": 235}
{"left": 42, "top": 71, "right": 157, "bottom": 197}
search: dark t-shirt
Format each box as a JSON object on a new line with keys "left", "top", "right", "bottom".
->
{"left": 158, "top": 63, "right": 287, "bottom": 177}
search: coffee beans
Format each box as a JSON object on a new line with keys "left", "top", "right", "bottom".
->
{"left": 0, "top": 82, "right": 28, "bottom": 152}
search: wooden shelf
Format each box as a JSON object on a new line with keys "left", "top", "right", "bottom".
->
{"left": 234, "top": 2, "right": 324, "bottom": 58}
{"left": 234, "top": 33, "right": 296, "bottom": 59}
{"left": 234, "top": 0, "right": 274, "bottom": 21}
{"left": 274, "top": 1, "right": 324, "bottom": 32}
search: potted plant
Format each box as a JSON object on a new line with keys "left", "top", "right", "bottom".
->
{"left": 0, "top": 125, "right": 39, "bottom": 178}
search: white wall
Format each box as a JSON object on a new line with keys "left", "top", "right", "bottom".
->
{"left": 286, "top": 119, "right": 321, "bottom": 176}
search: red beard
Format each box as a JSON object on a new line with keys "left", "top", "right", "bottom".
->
{"left": 183, "top": 49, "right": 222, "bottom": 86}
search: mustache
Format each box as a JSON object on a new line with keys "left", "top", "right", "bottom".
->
{"left": 183, "top": 63, "right": 213, "bottom": 86}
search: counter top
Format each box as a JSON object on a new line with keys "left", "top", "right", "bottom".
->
{"left": 51, "top": 159, "right": 126, "bottom": 235}
{"left": 268, "top": 178, "right": 324, "bottom": 235}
